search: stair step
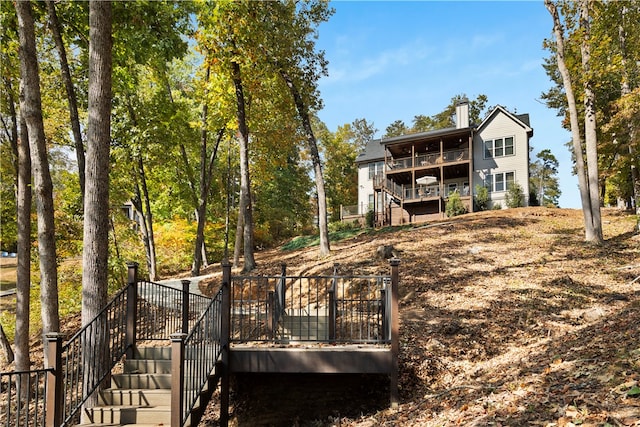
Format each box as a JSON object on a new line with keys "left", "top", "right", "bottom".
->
{"left": 84, "top": 405, "right": 171, "bottom": 425}
{"left": 111, "top": 373, "right": 172, "bottom": 389}
{"left": 99, "top": 389, "right": 171, "bottom": 406}
{"left": 124, "top": 359, "right": 172, "bottom": 374}
{"left": 133, "top": 347, "right": 172, "bottom": 360}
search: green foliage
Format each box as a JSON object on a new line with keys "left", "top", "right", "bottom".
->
{"left": 446, "top": 191, "right": 467, "bottom": 217}
{"left": 529, "top": 148, "right": 561, "bottom": 207}
{"left": 281, "top": 228, "right": 363, "bottom": 251}
{"left": 328, "top": 220, "right": 361, "bottom": 233}
{"left": 506, "top": 183, "right": 525, "bottom": 208}
{"left": 154, "top": 219, "right": 196, "bottom": 277}
{"left": 473, "top": 185, "right": 490, "bottom": 211}
{"left": 365, "top": 209, "right": 375, "bottom": 228}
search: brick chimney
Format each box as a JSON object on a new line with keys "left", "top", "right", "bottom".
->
{"left": 455, "top": 99, "right": 469, "bottom": 129}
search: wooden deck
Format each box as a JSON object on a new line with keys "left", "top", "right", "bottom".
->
{"left": 230, "top": 344, "right": 392, "bottom": 374}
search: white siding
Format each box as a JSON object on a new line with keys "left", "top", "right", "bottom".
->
{"left": 473, "top": 111, "right": 530, "bottom": 208}
{"left": 357, "top": 163, "right": 373, "bottom": 214}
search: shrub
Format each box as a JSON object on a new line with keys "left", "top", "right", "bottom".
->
{"left": 329, "top": 220, "right": 360, "bottom": 233}
{"left": 474, "top": 185, "right": 490, "bottom": 211}
{"left": 365, "top": 210, "right": 375, "bottom": 228}
{"left": 529, "top": 191, "right": 540, "bottom": 207}
{"left": 506, "top": 183, "right": 525, "bottom": 208}
{"left": 446, "top": 191, "right": 467, "bottom": 217}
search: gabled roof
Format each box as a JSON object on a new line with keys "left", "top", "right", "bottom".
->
{"left": 477, "top": 105, "right": 533, "bottom": 137}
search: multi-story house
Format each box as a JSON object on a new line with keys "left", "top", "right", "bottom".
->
{"left": 353, "top": 100, "right": 533, "bottom": 226}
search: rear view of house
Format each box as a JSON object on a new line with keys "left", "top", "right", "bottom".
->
{"left": 354, "top": 101, "right": 533, "bottom": 226}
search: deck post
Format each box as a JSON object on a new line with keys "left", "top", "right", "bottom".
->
{"left": 125, "top": 262, "right": 138, "bottom": 359}
{"left": 220, "top": 259, "right": 232, "bottom": 427}
{"left": 389, "top": 258, "right": 400, "bottom": 408}
{"left": 181, "top": 279, "right": 191, "bottom": 334}
{"left": 45, "top": 333, "right": 64, "bottom": 427}
{"left": 170, "top": 333, "right": 186, "bottom": 427}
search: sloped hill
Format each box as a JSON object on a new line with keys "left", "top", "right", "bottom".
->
{"left": 200, "top": 207, "right": 640, "bottom": 426}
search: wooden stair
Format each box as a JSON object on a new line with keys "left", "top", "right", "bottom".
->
{"left": 77, "top": 347, "right": 198, "bottom": 427}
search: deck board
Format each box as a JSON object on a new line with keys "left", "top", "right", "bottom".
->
{"left": 230, "top": 344, "right": 392, "bottom": 374}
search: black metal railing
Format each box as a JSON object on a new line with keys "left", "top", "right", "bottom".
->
{"left": 0, "top": 369, "right": 50, "bottom": 427}
{"left": 137, "top": 280, "right": 212, "bottom": 341}
{"left": 230, "top": 264, "right": 392, "bottom": 344}
{"left": 1, "top": 262, "right": 215, "bottom": 427}
{"left": 58, "top": 286, "right": 129, "bottom": 426}
{"left": 179, "top": 287, "right": 224, "bottom": 426}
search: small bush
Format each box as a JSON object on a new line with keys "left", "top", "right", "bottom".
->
{"left": 446, "top": 191, "right": 467, "bottom": 217}
{"left": 474, "top": 185, "right": 490, "bottom": 211}
{"left": 365, "top": 210, "right": 375, "bottom": 228}
{"left": 529, "top": 191, "right": 540, "bottom": 207}
{"left": 506, "top": 183, "right": 525, "bottom": 208}
{"left": 329, "top": 220, "right": 361, "bottom": 233}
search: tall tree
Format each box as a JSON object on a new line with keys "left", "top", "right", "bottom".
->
{"left": 15, "top": 0, "right": 59, "bottom": 363}
{"left": 530, "top": 148, "right": 561, "bottom": 207}
{"left": 384, "top": 120, "right": 408, "bottom": 138}
{"left": 81, "top": 0, "right": 112, "bottom": 408}
{"left": 544, "top": 0, "right": 603, "bottom": 244}
{"left": 44, "top": 0, "right": 85, "bottom": 203}
{"left": 14, "top": 112, "right": 30, "bottom": 373}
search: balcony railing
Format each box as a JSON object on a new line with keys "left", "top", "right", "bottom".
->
{"left": 386, "top": 148, "right": 469, "bottom": 171}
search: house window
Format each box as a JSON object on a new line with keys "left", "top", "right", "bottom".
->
{"left": 484, "top": 137, "right": 514, "bottom": 158}
{"left": 485, "top": 172, "right": 515, "bottom": 192}
{"left": 447, "top": 183, "right": 458, "bottom": 196}
{"left": 368, "top": 161, "right": 384, "bottom": 180}
{"left": 368, "top": 194, "right": 374, "bottom": 210}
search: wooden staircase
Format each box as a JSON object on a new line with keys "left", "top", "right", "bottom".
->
{"left": 78, "top": 347, "right": 197, "bottom": 427}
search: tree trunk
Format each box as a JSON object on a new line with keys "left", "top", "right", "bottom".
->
{"left": 279, "top": 70, "right": 330, "bottom": 256}
{"left": 45, "top": 0, "right": 85, "bottom": 203}
{"left": 14, "top": 113, "right": 30, "bottom": 373}
{"left": 545, "top": 0, "right": 598, "bottom": 243}
{"left": 82, "top": 0, "right": 112, "bottom": 412}
{"left": 15, "top": 0, "right": 60, "bottom": 365}
{"left": 579, "top": 0, "right": 603, "bottom": 244}
{"left": 0, "top": 324, "right": 13, "bottom": 365}
{"left": 618, "top": 4, "right": 640, "bottom": 229}
{"left": 232, "top": 61, "right": 256, "bottom": 272}
{"left": 138, "top": 157, "right": 157, "bottom": 281}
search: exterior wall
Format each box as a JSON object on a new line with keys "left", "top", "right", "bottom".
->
{"left": 473, "top": 112, "right": 530, "bottom": 208}
{"left": 357, "top": 163, "right": 374, "bottom": 215}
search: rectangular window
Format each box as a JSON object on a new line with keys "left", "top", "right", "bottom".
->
{"left": 486, "top": 171, "right": 516, "bottom": 192}
{"left": 483, "top": 136, "right": 515, "bottom": 158}
{"left": 505, "top": 137, "right": 514, "bottom": 155}
{"left": 368, "top": 194, "right": 374, "bottom": 210}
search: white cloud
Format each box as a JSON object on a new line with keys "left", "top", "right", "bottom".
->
{"left": 324, "top": 40, "right": 433, "bottom": 85}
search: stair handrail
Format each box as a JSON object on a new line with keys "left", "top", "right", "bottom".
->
{"left": 57, "top": 285, "right": 129, "bottom": 426}
{"left": 172, "top": 286, "right": 224, "bottom": 426}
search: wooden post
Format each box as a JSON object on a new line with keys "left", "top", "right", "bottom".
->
{"left": 389, "top": 258, "right": 400, "bottom": 408}
{"left": 45, "top": 333, "right": 64, "bottom": 427}
{"left": 126, "top": 262, "right": 138, "bottom": 359}
{"left": 170, "top": 333, "right": 186, "bottom": 427}
{"left": 181, "top": 280, "right": 191, "bottom": 334}
{"left": 219, "top": 259, "right": 232, "bottom": 427}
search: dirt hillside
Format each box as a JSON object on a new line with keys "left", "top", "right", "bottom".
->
{"left": 200, "top": 207, "right": 640, "bottom": 426}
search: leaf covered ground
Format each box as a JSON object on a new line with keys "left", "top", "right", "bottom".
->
{"left": 200, "top": 207, "right": 640, "bottom": 427}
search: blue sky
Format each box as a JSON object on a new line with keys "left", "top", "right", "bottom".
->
{"left": 315, "top": 1, "right": 580, "bottom": 208}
